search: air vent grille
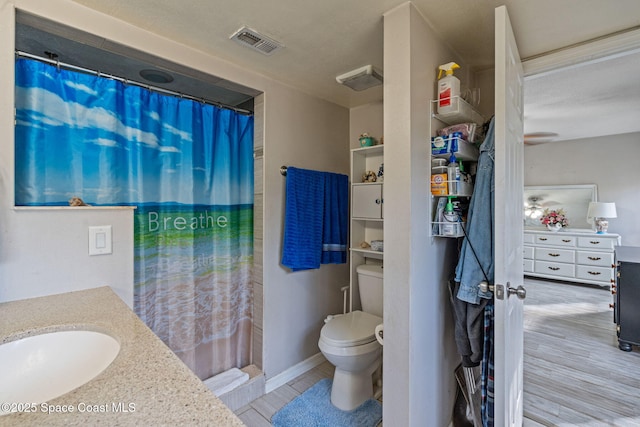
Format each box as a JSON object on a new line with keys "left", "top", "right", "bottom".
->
{"left": 230, "top": 27, "right": 283, "bottom": 55}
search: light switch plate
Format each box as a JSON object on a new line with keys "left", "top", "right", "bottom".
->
{"left": 89, "top": 225, "right": 112, "bottom": 255}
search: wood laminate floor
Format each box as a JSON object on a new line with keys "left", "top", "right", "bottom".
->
{"left": 523, "top": 277, "right": 640, "bottom": 426}
{"left": 235, "top": 277, "right": 639, "bottom": 426}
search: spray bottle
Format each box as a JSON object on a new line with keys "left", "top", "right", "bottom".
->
{"left": 437, "top": 62, "right": 461, "bottom": 115}
{"left": 447, "top": 153, "right": 460, "bottom": 195}
{"left": 441, "top": 196, "right": 458, "bottom": 236}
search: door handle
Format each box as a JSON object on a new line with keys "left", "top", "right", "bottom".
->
{"left": 479, "top": 281, "right": 526, "bottom": 300}
{"left": 507, "top": 284, "right": 527, "bottom": 299}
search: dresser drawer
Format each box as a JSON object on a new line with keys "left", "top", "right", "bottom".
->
{"left": 523, "top": 246, "right": 534, "bottom": 259}
{"left": 576, "top": 265, "right": 614, "bottom": 283}
{"left": 576, "top": 250, "right": 614, "bottom": 267}
{"left": 535, "top": 261, "right": 575, "bottom": 278}
{"left": 535, "top": 247, "right": 575, "bottom": 263}
{"left": 523, "top": 259, "right": 534, "bottom": 273}
{"left": 524, "top": 233, "right": 534, "bottom": 244}
{"left": 577, "top": 236, "right": 615, "bottom": 251}
{"left": 533, "top": 234, "right": 576, "bottom": 247}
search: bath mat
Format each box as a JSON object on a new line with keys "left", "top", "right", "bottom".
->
{"left": 271, "top": 378, "right": 382, "bottom": 427}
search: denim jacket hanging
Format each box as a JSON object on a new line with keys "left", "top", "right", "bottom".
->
{"left": 454, "top": 117, "right": 495, "bottom": 305}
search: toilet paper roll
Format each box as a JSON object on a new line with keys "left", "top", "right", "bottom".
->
{"left": 375, "top": 324, "right": 384, "bottom": 345}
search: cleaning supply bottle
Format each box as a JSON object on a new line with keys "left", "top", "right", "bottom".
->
{"left": 437, "top": 62, "right": 461, "bottom": 115}
{"left": 447, "top": 153, "right": 460, "bottom": 195}
{"left": 442, "top": 196, "right": 458, "bottom": 236}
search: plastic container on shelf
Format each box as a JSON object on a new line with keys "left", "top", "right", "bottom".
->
{"left": 437, "top": 122, "right": 483, "bottom": 143}
{"left": 433, "top": 96, "right": 484, "bottom": 126}
{"left": 434, "top": 221, "right": 465, "bottom": 237}
{"left": 440, "top": 197, "right": 458, "bottom": 236}
{"left": 431, "top": 157, "right": 447, "bottom": 175}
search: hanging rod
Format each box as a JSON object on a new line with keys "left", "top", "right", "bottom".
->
{"left": 15, "top": 50, "right": 253, "bottom": 116}
{"left": 280, "top": 166, "right": 288, "bottom": 176}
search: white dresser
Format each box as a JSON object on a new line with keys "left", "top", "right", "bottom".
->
{"left": 524, "top": 229, "right": 621, "bottom": 287}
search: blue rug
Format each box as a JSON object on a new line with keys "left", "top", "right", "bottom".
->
{"left": 271, "top": 378, "right": 382, "bottom": 427}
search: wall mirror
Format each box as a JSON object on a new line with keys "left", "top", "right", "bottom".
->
{"left": 524, "top": 184, "right": 597, "bottom": 230}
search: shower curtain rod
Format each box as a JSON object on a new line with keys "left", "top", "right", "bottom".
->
{"left": 15, "top": 50, "right": 253, "bottom": 116}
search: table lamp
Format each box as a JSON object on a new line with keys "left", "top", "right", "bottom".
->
{"left": 587, "top": 202, "right": 617, "bottom": 234}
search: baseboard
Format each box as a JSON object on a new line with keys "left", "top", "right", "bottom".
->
{"left": 265, "top": 352, "right": 326, "bottom": 393}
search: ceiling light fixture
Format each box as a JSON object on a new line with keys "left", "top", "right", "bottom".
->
{"left": 336, "top": 65, "right": 383, "bottom": 91}
{"left": 139, "top": 69, "right": 174, "bottom": 84}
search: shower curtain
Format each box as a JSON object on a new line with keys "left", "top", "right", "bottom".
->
{"left": 14, "top": 58, "right": 254, "bottom": 380}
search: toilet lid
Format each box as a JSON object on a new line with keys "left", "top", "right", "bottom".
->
{"left": 321, "top": 311, "right": 382, "bottom": 347}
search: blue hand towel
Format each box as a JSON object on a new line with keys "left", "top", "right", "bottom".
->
{"left": 282, "top": 167, "right": 348, "bottom": 271}
{"left": 321, "top": 171, "right": 348, "bottom": 265}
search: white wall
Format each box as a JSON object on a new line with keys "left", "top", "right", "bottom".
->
{"left": 261, "top": 83, "right": 350, "bottom": 379}
{"left": 1, "top": 0, "right": 348, "bottom": 382}
{"left": 475, "top": 67, "right": 496, "bottom": 121}
{"left": 0, "top": 208, "right": 134, "bottom": 307}
{"left": 524, "top": 132, "right": 640, "bottom": 246}
{"left": 0, "top": 1, "right": 131, "bottom": 308}
{"left": 383, "top": 4, "right": 461, "bottom": 425}
{"left": 350, "top": 102, "right": 383, "bottom": 149}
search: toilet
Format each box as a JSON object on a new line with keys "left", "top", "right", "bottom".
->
{"left": 318, "top": 264, "right": 383, "bottom": 411}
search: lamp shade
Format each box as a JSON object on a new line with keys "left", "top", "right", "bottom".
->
{"left": 587, "top": 202, "right": 617, "bottom": 219}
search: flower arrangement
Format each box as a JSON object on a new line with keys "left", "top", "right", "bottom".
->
{"left": 540, "top": 208, "right": 569, "bottom": 228}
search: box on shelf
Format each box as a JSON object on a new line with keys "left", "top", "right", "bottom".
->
{"left": 431, "top": 134, "right": 479, "bottom": 161}
{"left": 431, "top": 173, "right": 448, "bottom": 196}
{"left": 431, "top": 132, "right": 461, "bottom": 155}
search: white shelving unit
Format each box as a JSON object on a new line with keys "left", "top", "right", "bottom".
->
{"left": 429, "top": 97, "right": 483, "bottom": 238}
{"left": 349, "top": 144, "right": 384, "bottom": 310}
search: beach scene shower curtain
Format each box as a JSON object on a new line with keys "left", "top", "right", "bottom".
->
{"left": 15, "top": 58, "right": 254, "bottom": 380}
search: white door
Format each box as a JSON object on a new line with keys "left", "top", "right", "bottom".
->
{"left": 494, "top": 5, "right": 525, "bottom": 426}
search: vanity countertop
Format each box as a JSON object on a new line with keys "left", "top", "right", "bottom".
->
{"left": 0, "top": 287, "right": 245, "bottom": 426}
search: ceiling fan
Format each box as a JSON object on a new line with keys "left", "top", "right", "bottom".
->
{"left": 524, "top": 196, "right": 544, "bottom": 218}
{"left": 524, "top": 195, "right": 562, "bottom": 219}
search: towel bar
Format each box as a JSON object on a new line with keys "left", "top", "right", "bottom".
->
{"left": 280, "top": 165, "right": 288, "bottom": 176}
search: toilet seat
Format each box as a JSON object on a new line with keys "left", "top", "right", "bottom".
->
{"left": 320, "top": 311, "right": 382, "bottom": 347}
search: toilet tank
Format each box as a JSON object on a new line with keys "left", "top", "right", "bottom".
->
{"left": 356, "top": 264, "right": 383, "bottom": 317}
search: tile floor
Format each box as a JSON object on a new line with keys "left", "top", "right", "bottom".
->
{"left": 234, "top": 360, "right": 383, "bottom": 426}
{"left": 233, "top": 359, "right": 546, "bottom": 426}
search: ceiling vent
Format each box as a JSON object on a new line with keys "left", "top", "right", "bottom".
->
{"left": 336, "top": 65, "right": 383, "bottom": 91}
{"left": 230, "top": 26, "right": 283, "bottom": 56}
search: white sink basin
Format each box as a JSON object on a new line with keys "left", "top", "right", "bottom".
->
{"left": 0, "top": 330, "right": 120, "bottom": 415}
